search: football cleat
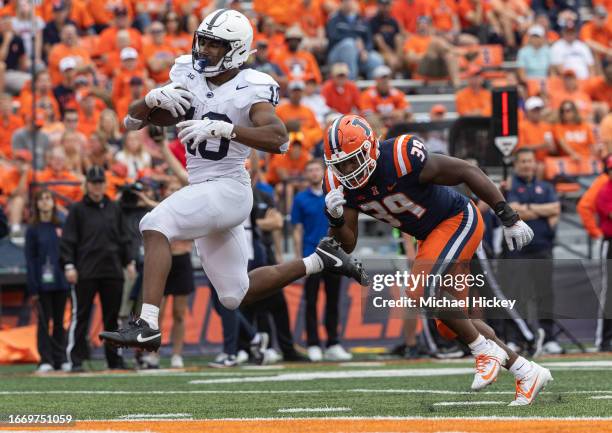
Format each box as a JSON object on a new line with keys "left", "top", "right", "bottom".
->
{"left": 509, "top": 361, "right": 553, "bottom": 406}
{"left": 249, "top": 332, "right": 269, "bottom": 365}
{"left": 208, "top": 354, "right": 238, "bottom": 368}
{"left": 99, "top": 318, "right": 161, "bottom": 352}
{"left": 315, "top": 237, "right": 369, "bottom": 285}
{"left": 471, "top": 340, "right": 508, "bottom": 391}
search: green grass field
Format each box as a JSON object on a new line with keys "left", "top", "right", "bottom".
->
{"left": 0, "top": 355, "right": 611, "bottom": 422}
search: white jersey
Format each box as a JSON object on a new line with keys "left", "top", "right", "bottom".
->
{"left": 169, "top": 55, "right": 280, "bottom": 185}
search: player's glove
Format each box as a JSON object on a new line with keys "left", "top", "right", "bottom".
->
{"left": 176, "top": 118, "right": 235, "bottom": 149}
{"left": 144, "top": 82, "right": 193, "bottom": 118}
{"left": 495, "top": 201, "right": 534, "bottom": 251}
{"left": 325, "top": 186, "right": 346, "bottom": 227}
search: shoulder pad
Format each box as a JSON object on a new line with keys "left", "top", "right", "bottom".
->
{"left": 169, "top": 55, "right": 193, "bottom": 86}
{"left": 240, "top": 69, "right": 279, "bottom": 87}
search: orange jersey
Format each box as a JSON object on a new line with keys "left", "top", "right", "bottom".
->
{"left": 18, "top": 91, "right": 61, "bottom": 122}
{"left": 275, "top": 103, "right": 322, "bottom": 151}
{"left": 173, "top": 0, "right": 212, "bottom": 18}
{"left": 601, "top": 113, "right": 612, "bottom": 145}
{"left": 96, "top": 27, "right": 143, "bottom": 57}
{"left": 321, "top": 80, "right": 361, "bottom": 114}
{"left": 552, "top": 122, "right": 596, "bottom": 158}
{"left": 577, "top": 173, "right": 608, "bottom": 239}
{"left": 548, "top": 88, "right": 593, "bottom": 120}
{"left": 76, "top": 108, "right": 102, "bottom": 138}
{"left": 457, "top": 0, "right": 492, "bottom": 28}
{"left": 0, "top": 114, "right": 24, "bottom": 158}
{"left": 47, "top": 44, "right": 92, "bottom": 86}
{"left": 517, "top": 119, "right": 553, "bottom": 162}
{"left": 403, "top": 34, "right": 432, "bottom": 56}
{"left": 429, "top": 0, "right": 458, "bottom": 32}
{"left": 582, "top": 77, "right": 612, "bottom": 107}
{"left": 253, "top": 0, "right": 296, "bottom": 26}
{"left": 272, "top": 50, "right": 322, "bottom": 84}
{"left": 266, "top": 151, "right": 312, "bottom": 185}
{"left": 36, "top": 168, "right": 83, "bottom": 207}
{"left": 360, "top": 86, "right": 409, "bottom": 115}
{"left": 88, "top": 0, "right": 133, "bottom": 25}
{"left": 166, "top": 33, "right": 192, "bottom": 55}
{"left": 455, "top": 87, "right": 492, "bottom": 116}
{"left": 142, "top": 42, "right": 178, "bottom": 83}
{"left": 391, "top": 0, "right": 432, "bottom": 33}
{"left": 580, "top": 21, "right": 612, "bottom": 50}
{"left": 112, "top": 69, "right": 147, "bottom": 109}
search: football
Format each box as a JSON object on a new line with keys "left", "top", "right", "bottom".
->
{"left": 147, "top": 107, "right": 185, "bottom": 127}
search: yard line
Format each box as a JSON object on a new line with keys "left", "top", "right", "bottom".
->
{"left": 189, "top": 368, "right": 474, "bottom": 384}
{"left": 433, "top": 401, "right": 506, "bottom": 407}
{"left": 119, "top": 413, "right": 192, "bottom": 419}
{"left": 541, "top": 361, "right": 612, "bottom": 368}
{"left": 277, "top": 407, "right": 352, "bottom": 413}
{"left": 338, "top": 362, "right": 387, "bottom": 367}
{"left": 591, "top": 395, "right": 612, "bottom": 399}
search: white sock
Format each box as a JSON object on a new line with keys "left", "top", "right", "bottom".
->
{"left": 303, "top": 253, "right": 324, "bottom": 275}
{"left": 140, "top": 303, "right": 159, "bottom": 330}
{"left": 509, "top": 356, "right": 532, "bottom": 380}
{"left": 468, "top": 335, "right": 490, "bottom": 355}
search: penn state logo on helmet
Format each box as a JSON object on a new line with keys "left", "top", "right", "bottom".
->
{"left": 323, "top": 114, "right": 380, "bottom": 189}
{"left": 192, "top": 9, "right": 254, "bottom": 77}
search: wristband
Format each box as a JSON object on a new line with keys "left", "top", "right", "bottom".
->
{"left": 325, "top": 208, "right": 345, "bottom": 228}
{"left": 494, "top": 201, "right": 520, "bottom": 227}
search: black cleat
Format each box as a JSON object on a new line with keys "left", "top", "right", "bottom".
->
{"left": 315, "top": 237, "right": 369, "bottom": 286}
{"left": 99, "top": 318, "right": 161, "bottom": 352}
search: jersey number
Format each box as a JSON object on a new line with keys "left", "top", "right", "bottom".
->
{"left": 185, "top": 111, "right": 232, "bottom": 161}
{"left": 359, "top": 193, "right": 425, "bottom": 227}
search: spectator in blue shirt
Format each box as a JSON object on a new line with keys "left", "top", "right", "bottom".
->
{"left": 291, "top": 160, "right": 352, "bottom": 362}
{"left": 326, "top": 0, "right": 384, "bottom": 80}
{"left": 506, "top": 149, "right": 562, "bottom": 354}
{"left": 517, "top": 25, "right": 551, "bottom": 82}
{"left": 25, "top": 189, "right": 69, "bottom": 373}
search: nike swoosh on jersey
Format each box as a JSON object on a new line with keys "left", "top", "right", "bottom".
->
{"left": 317, "top": 248, "right": 343, "bottom": 267}
{"left": 236, "top": 84, "right": 249, "bottom": 90}
{"left": 136, "top": 333, "right": 161, "bottom": 343}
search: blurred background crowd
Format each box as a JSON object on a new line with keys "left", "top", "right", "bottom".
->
{"left": 0, "top": 0, "right": 611, "bottom": 372}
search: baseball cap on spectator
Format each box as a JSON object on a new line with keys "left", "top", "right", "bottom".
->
{"left": 120, "top": 47, "right": 138, "bottom": 61}
{"left": 331, "top": 63, "right": 350, "bottom": 77}
{"left": 430, "top": 104, "right": 447, "bottom": 115}
{"left": 525, "top": 96, "right": 544, "bottom": 111}
{"left": 59, "top": 57, "right": 77, "bottom": 72}
{"left": 14, "top": 149, "right": 32, "bottom": 162}
{"left": 373, "top": 65, "right": 392, "bottom": 79}
{"left": 594, "top": 6, "right": 608, "bottom": 18}
{"left": 527, "top": 25, "right": 545, "bottom": 38}
{"left": 86, "top": 166, "right": 106, "bottom": 183}
{"left": 129, "top": 76, "right": 143, "bottom": 86}
{"left": 285, "top": 26, "right": 304, "bottom": 40}
{"left": 288, "top": 80, "right": 305, "bottom": 91}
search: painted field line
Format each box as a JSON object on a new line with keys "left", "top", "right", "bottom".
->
{"left": 338, "top": 361, "right": 387, "bottom": 367}
{"left": 433, "top": 401, "right": 506, "bottom": 407}
{"left": 189, "top": 368, "right": 473, "bottom": 384}
{"left": 591, "top": 395, "right": 612, "bottom": 399}
{"left": 241, "top": 365, "right": 286, "bottom": 370}
{"left": 541, "top": 361, "right": 612, "bottom": 368}
{"left": 35, "top": 371, "right": 276, "bottom": 378}
{"left": 119, "top": 413, "right": 192, "bottom": 419}
{"left": 277, "top": 407, "right": 352, "bottom": 413}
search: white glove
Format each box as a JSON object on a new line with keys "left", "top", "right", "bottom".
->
{"left": 503, "top": 220, "right": 534, "bottom": 251}
{"left": 145, "top": 82, "right": 193, "bottom": 118}
{"left": 325, "top": 186, "right": 346, "bottom": 218}
{"left": 176, "top": 118, "right": 235, "bottom": 149}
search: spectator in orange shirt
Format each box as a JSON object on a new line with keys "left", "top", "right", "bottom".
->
{"left": 115, "top": 76, "right": 146, "bottom": 130}
{"left": 276, "top": 81, "right": 323, "bottom": 152}
{"left": 274, "top": 26, "right": 323, "bottom": 84}
{"left": 96, "top": 6, "right": 143, "bottom": 59}
{"left": 457, "top": 0, "right": 492, "bottom": 35}
{"left": 111, "top": 47, "right": 147, "bottom": 109}
{"left": 76, "top": 92, "right": 102, "bottom": 138}
{"left": 0, "top": 149, "right": 31, "bottom": 235}
{"left": 19, "top": 71, "right": 61, "bottom": 122}
{"left": 59, "top": 130, "right": 84, "bottom": 174}
{"left": 391, "top": 0, "right": 431, "bottom": 34}
{"left": 267, "top": 134, "right": 312, "bottom": 208}
{"left": 142, "top": 21, "right": 177, "bottom": 84}
{"left": 548, "top": 68, "right": 593, "bottom": 121}
{"left": 115, "top": 130, "right": 152, "bottom": 178}
{"left": 61, "top": 108, "right": 87, "bottom": 149}
{"left": 403, "top": 16, "right": 460, "bottom": 87}
{"left": 83, "top": 131, "right": 113, "bottom": 171}
{"left": 488, "top": 0, "right": 532, "bottom": 49}
{"left": 47, "top": 24, "right": 92, "bottom": 86}
{"left": 583, "top": 62, "right": 612, "bottom": 115}
{"left": 601, "top": 112, "right": 612, "bottom": 153}
{"left": 517, "top": 96, "right": 554, "bottom": 175}
{"left": 0, "top": 92, "right": 23, "bottom": 158}
{"left": 89, "top": 0, "right": 132, "bottom": 33}
{"left": 249, "top": 40, "right": 287, "bottom": 89}
{"left": 360, "top": 64, "right": 410, "bottom": 126}
{"left": 429, "top": 0, "right": 460, "bottom": 34}
{"left": 553, "top": 100, "right": 596, "bottom": 161}
{"left": 455, "top": 66, "right": 492, "bottom": 116}
{"left": 96, "top": 109, "right": 124, "bottom": 152}
{"left": 321, "top": 63, "right": 361, "bottom": 114}
{"left": 580, "top": 6, "right": 612, "bottom": 63}
{"left": 164, "top": 11, "right": 191, "bottom": 55}
{"left": 37, "top": 146, "right": 83, "bottom": 212}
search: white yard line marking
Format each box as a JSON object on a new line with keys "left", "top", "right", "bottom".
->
{"left": 240, "top": 365, "right": 286, "bottom": 370}
{"left": 339, "top": 362, "right": 387, "bottom": 367}
{"left": 189, "top": 368, "right": 474, "bottom": 384}
{"left": 433, "top": 401, "right": 506, "bottom": 407}
{"left": 34, "top": 371, "right": 276, "bottom": 378}
{"left": 277, "top": 407, "right": 352, "bottom": 413}
{"left": 541, "top": 361, "right": 612, "bottom": 368}
{"left": 591, "top": 395, "right": 612, "bottom": 399}
{"left": 119, "top": 413, "right": 192, "bottom": 419}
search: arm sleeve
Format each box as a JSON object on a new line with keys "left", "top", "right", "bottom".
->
{"left": 577, "top": 174, "right": 606, "bottom": 239}
{"left": 24, "top": 227, "right": 40, "bottom": 295}
{"left": 59, "top": 204, "right": 79, "bottom": 267}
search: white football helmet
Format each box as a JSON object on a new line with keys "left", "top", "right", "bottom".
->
{"left": 192, "top": 9, "right": 254, "bottom": 77}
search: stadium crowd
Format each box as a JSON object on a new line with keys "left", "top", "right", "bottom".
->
{"left": 0, "top": 0, "right": 611, "bottom": 371}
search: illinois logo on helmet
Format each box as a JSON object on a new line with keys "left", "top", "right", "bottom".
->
{"left": 323, "top": 114, "right": 380, "bottom": 189}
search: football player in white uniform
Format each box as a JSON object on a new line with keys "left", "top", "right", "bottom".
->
{"left": 100, "top": 9, "right": 368, "bottom": 352}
